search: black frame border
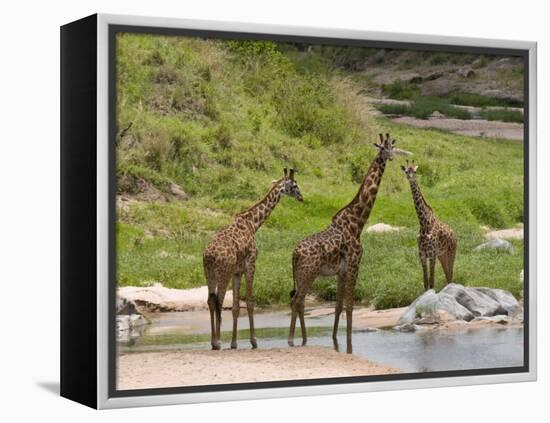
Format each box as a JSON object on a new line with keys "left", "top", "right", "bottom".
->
{"left": 107, "top": 23, "right": 530, "bottom": 399}
{"left": 60, "top": 14, "right": 98, "bottom": 409}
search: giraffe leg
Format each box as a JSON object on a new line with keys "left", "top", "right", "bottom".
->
{"left": 205, "top": 264, "right": 220, "bottom": 350}
{"left": 289, "top": 277, "right": 310, "bottom": 347}
{"left": 438, "top": 252, "right": 453, "bottom": 284}
{"left": 344, "top": 267, "right": 359, "bottom": 354}
{"left": 230, "top": 274, "right": 241, "bottom": 349}
{"left": 344, "top": 286, "right": 355, "bottom": 355}
{"left": 288, "top": 294, "right": 299, "bottom": 347}
{"left": 215, "top": 281, "right": 229, "bottom": 348}
{"left": 244, "top": 257, "right": 257, "bottom": 349}
{"left": 446, "top": 243, "right": 457, "bottom": 283}
{"left": 332, "top": 274, "right": 345, "bottom": 349}
{"left": 420, "top": 252, "right": 429, "bottom": 291}
{"left": 207, "top": 288, "right": 219, "bottom": 350}
{"left": 298, "top": 299, "right": 307, "bottom": 346}
{"left": 428, "top": 256, "right": 436, "bottom": 290}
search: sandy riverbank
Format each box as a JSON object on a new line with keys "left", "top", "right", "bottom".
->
{"left": 117, "top": 346, "right": 400, "bottom": 390}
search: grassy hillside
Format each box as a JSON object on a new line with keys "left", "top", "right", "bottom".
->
{"left": 115, "top": 33, "right": 524, "bottom": 308}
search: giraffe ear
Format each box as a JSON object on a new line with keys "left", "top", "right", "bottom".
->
{"left": 373, "top": 143, "right": 382, "bottom": 149}
{"left": 414, "top": 166, "right": 418, "bottom": 172}
{"left": 400, "top": 165, "right": 406, "bottom": 171}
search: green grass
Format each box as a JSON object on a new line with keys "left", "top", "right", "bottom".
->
{"left": 115, "top": 34, "right": 524, "bottom": 309}
{"left": 479, "top": 108, "right": 524, "bottom": 123}
{"left": 376, "top": 97, "right": 471, "bottom": 120}
{"left": 448, "top": 92, "right": 522, "bottom": 108}
{"left": 381, "top": 81, "right": 421, "bottom": 100}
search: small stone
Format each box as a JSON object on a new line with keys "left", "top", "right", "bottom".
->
{"left": 170, "top": 183, "right": 189, "bottom": 201}
{"left": 366, "top": 223, "right": 403, "bottom": 234}
{"left": 474, "top": 238, "right": 515, "bottom": 253}
{"left": 429, "top": 110, "right": 446, "bottom": 119}
{"left": 484, "top": 228, "right": 523, "bottom": 241}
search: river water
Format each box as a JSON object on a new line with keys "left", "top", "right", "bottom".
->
{"left": 118, "top": 307, "right": 524, "bottom": 373}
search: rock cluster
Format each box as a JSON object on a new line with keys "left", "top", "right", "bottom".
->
{"left": 396, "top": 283, "right": 522, "bottom": 331}
{"left": 116, "top": 297, "right": 148, "bottom": 343}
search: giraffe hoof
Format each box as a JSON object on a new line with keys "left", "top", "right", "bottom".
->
{"left": 288, "top": 340, "right": 295, "bottom": 347}
{"left": 230, "top": 342, "right": 238, "bottom": 349}
{"left": 251, "top": 339, "right": 258, "bottom": 349}
{"left": 211, "top": 341, "right": 221, "bottom": 350}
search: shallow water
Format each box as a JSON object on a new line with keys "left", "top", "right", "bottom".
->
{"left": 118, "top": 307, "right": 524, "bottom": 373}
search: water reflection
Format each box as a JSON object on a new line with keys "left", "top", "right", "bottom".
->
{"left": 117, "top": 308, "right": 524, "bottom": 373}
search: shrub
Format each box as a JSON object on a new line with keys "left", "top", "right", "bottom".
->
{"left": 376, "top": 97, "right": 471, "bottom": 120}
{"left": 467, "top": 198, "right": 507, "bottom": 229}
{"left": 375, "top": 103, "right": 410, "bottom": 116}
{"left": 417, "top": 162, "right": 441, "bottom": 188}
{"left": 381, "top": 81, "right": 421, "bottom": 100}
{"left": 274, "top": 76, "right": 352, "bottom": 145}
{"left": 479, "top": 108, "right": 524, "bottom": 123}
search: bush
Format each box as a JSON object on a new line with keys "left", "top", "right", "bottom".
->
{"left": 375, "top": 103, "right": 410, "bottom": 116}
{"left": 274, "top": 76, "right": 353, "bottom": 145}
{"left": 376, "top": 97, "right": 471, "bottom": 120}
{"left": 417, "top": 162, "right": 441, "bottom": 188}
{"left": 467, "top": 198, "right": 508, "bottom": 229}
{"left": 381, "top": 81, "right": 420, "bottom": 100}
{"left": 479, "top": 108, "right": 524, "bottom": 123}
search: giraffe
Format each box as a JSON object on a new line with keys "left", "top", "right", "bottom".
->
{"left": 401, "top": 160, "right": 457, "bottom": 291}
{"left": 288, "top": 133, "right": 399, "bottom": 354}
{"left": 204, "top": 168, "right": 303, "bottom": 350}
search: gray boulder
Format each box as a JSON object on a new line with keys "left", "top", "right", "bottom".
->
{"left": 397, "top": 289, "right": 473, "bottom": 326}
{"left": 116, "top": 295, "right": 148, "bottom": 341}
{"left": 437, "top": 292, "right": 474, "bottom": 321}
{"left": 441, "top": 283, "right": 507, "bottom": 317}
{"left": 117, "top": 296, "right": 140, "bottom": 315}
{"left": 396, "top": 283, "right": 522, "bottom": 329}
{"left": 471, "top": 287, "right": 522, "bottom": 318}
{"left": 397, "top": 290, "right": 437, "bottom": 325}
{"left": 474, "top": 239, "right": 514, "bottom": 253}
{"left": 116, "top": 313, "right": 147, "bottom": 331}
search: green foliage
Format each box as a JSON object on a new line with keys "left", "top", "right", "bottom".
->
{"left": 115, "top": 33, "right": 524, "bottom": 308}
{"left": 381, "top": 81, "right": 421, "bottom": 100}
{"left": 274, "top": 76, "right": 352, "bottom": 145}
{"left": 479, "top": 108, "right": 524, "bottom": 123}
{"left": 376, "top": 97, "right": 471, "bottom": 120}
{"left": 449, "top": 92, "right": 521, "bottom": 108}
{"left": 376, "top": 103, "right": 411, "bottom": 116}
{"left": 226, "top": 40, "right": 284, "bottom": 61}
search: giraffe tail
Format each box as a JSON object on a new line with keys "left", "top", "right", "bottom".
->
{"left": 204, "top": 255, "right": 222, "bottom": 325}
{"left": 210, "top": 293, "right": 222, "bottom": 325}
{"left": 290, "top": 252, "right": 297, "bottom": 300}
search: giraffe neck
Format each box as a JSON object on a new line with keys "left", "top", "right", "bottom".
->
{"left": 408, "top": 177, "right": 435, "bottom": 229}
{"left": 332, "top": 154, "right": 388, "bottom": 238}
{"left": 238, "top": 182, "right": 283, "bottom": 232}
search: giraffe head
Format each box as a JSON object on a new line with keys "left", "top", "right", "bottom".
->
{"left": 278, "top": 168, "right": 303, "bottom": 202}
{"left": 373, "top": 133, "right": 398, "bottom": 161}
{"left": 401, "top": 160, "right": 418, "bottom": 181}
